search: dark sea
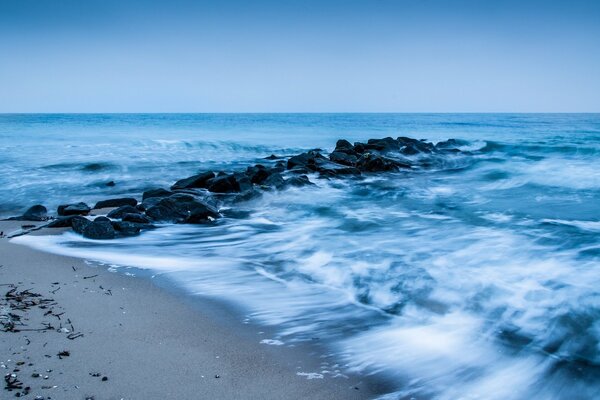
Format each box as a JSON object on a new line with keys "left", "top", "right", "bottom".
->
{"left": 3, "top": 113, "right": 600, "bottom": 399}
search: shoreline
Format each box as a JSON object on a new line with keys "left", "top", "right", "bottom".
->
{"left": 0, "top": 221, "right": 385, "bottom": 399}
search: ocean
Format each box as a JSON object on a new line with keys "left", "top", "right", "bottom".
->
{"left": 2, "top": 113, "right": 600, "bottom": 399}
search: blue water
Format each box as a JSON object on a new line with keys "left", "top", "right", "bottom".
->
{"left": 4, "top": 113, "right": 600, "bottom": 399}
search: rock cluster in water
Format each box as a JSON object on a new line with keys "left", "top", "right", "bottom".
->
{"left": 9, "top": 136, "right": 464, "bottom": 240}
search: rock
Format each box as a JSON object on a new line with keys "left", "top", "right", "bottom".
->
{"left": 142, "top": 188, "right": 173, "bottom": 201}
{"left": 356, "top": 153, "right": 409, "bottom": 172}
{"left": 122, "top": 213, "right": 151, "bottom": 224}
{"left": 287, "top": 150, "right": 326, "bottom": 171}
{"left": 111, "top": 221, "right": 143, "bottom": 236}
{"left": 207, "top": 174, "right": 240, "bottom": 193}
{"left": 145, "top": 195, "right": 219, "bottom": 223}
{"left": 329, "top": 151, "right": 358, "bottom": 166}
{"left": 57, "top": 202, "right": 90, "bottom": 216}
{"left": 82, "top": 221, "right": 115, "bottom": 240}
{"left": 366, "top": 137, "right": 399, "bottom": 152}
{"left": 334, "top": 139, "right": 356, "bottom": 154}
{"left": 397, "top": 137, "right": 435, "bottom": 155}
{"left": 262, "top": 172, "right": 285, "bottom": 189}
{"left": 93, "top": 197, "right": 137, "bottom": 209}
{"left": 46, "top": 216, "right": 77, "bottom": 228}
{"left": 246, "top": 165, "right": 271, "bottom": 184}
{"left": 264, "top": 154, "right": 281, "bottom": 160}
{"left": 94, "top": 216, "right": 111, "bottom": 223}
{"left": 21, "top": 205, "right": 48, "bottom": 221}
{"left": 313, "top": 158, "right": 361, "bottom": 177}
{"left": 105, "top": 180, "right": 116, "bottom": 187}
{"left": 71, "top": 216, "right": 91, "bottom": 234}
{"left": 171, "top": 171, "right": 215, "bottom": 190}
{"left": 106, "top": 205, "right": 140, "bottom": 219}
{"left": 233, "top": 189, "right": 262, "bottom": 203}
{"left": 284, "top": 175, "right": 313, "bottom": 187}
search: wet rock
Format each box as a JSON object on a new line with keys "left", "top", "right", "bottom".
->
{"left": 22, "top": 205, "right": 48, "bottom": 221}
{"left": 122, "top": 213, "right": 151, "bottom": 224}
{"left": 71, "top": 216, "right": 91, "bottom": 234}
{"left": 246, "top": 165, "right": 271, "bottom": 184}
{"left": 262, "top": 172, "right": 285, "bottom": 189}
{"left": 334, "top": 139, "right": 356, "bottom": 154}
{"left": 106, "top": 205, "right": 140, "bottom": 219}
{"left": 82, "top": 221, "right": 115, "bottom": 240}
{"left": 233, "top": 189, "right": 262, "bottom": 203}
{"left": 397, "top": 137, "right": 435, "bottom": 155}
{"left": 93, "top": 197, "right": 137, "bottom": 209}
{"left": 111, "top": 221, "right": 144, "bottom": 236}
{"left": 207, "top": 174, "right": 240, "bottom": 193}
{"left": 287, "top": 150, "right": 326, "bottom": 171}
{"left": 57, "top": 202, "right": 91, "bottom": 216}
{"left": 46, "top": 216, "right": 77, "bottom": 228}
{"left": 284, "top": 175, "right": 313, "bottom": 187}
{"left": 142, "top": 188, "right": 173, "bottom": 201}
{"left": 264, "top": 154, "right": 281, "bottom": 160}
{"left": 171, "top": 171, "right": 215, "bottom": 190}
{"left": 145, "top": 195, "right": 219, "bottom": 223}
{"left": 105, "top": 180, "right": 116, "bottom": 187}
{"left": 356, "top": 153, "right": 409, "bottom": 172}
{"left": 329, "top": 151, "right": 358, "bottom": 166}
{"left": 366, "top": 137, "right": 400, "bottom": 152}
{"left": 94, "top": 216, "right": 111, "bottom": 223}
{"left": 313, "top": 158, "right": 361, "bottom": 177}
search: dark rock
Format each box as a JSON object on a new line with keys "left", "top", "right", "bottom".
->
{"left": 356, "top": 153, "right": 409, "bottom": 172}
{"left": 105, "top": 180, "right": 116, "bottom": 187}
{"left": 57, "top": 202, "right": 91, "bottom": 216}
{"left": 287, "top": 150, "right": 326, "bottom": 171}
{"left": 262, "top": 172, "right": 285, "bottom": 189}
{"left": 93, "top": 197, "right": 137, "bottom": 209}
{"left": 111, "top": 221, "right": 142, "bottom": 236}
{"left": 329, "top": 151, "right": 358, "bottom": 166}
{"left": 246, "top": 165, "right": 271, "bottom": 184}
{"left": 313, "top": 158, "right": 361, "bottom": 177}
{"left": 171, "top": 171, "right": 215, "bottom": 190}
{"left": 264, "top": 154, "right": 281, "bottom": 160}
{"left": 284, "top": 175, "right": 313, "bottom": 187}
{"left": 145, "top": 196, "right": 219, "bottom": 223}
{"left": 122, "top": 213, "right": 151, "bottom": 224}
{"left": 107, "top": 205, "right": 140, "bottom": 219}
{"left": 366, "top": 137, "right": 399, "bottom": 152}
{"left": 207, "top": 174, "right": 240, "bottom": 193}
{"left": 82, "top": 221, "right": 115, "bottom": 240}
{"left": 94, "top": 216, "right": 111, "bottom": 223}
{"left": 46, "top": 216, "right": 77, "bottom": 228}
{"left": 397, "top": 137, "right": 435, "bottom": 155}
{"left": 233, "top": 189, "right": 262, "bottom": 203}
{"left": 22, "top": 205, "right": 48, "bottom": 221}
{"left": 142, "top": 188, "right": 173, "bottom": 201}
{"left": 334, "top": 139, "right": 356, "bottom": 155}
{"left": 71, "top": 217, "right": 91, "bottom": 234}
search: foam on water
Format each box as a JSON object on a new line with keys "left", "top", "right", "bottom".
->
{"left": 4, "top": 114, "right": 600, "bottom": 399}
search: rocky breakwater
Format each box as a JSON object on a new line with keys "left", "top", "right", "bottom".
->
{"left": 7, "top": 136, "right": 465, "bottom": 240}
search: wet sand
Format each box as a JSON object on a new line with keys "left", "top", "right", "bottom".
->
{"left": 0, "top": 221, "right": 379, "bottom": 399}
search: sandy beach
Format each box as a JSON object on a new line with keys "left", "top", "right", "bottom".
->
{"left": 0, "top": 220, "right": 380, "bottom": 399}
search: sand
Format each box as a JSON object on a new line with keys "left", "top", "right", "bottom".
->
{"left": 0, "top": 221, "right": 381, "bottom": 399}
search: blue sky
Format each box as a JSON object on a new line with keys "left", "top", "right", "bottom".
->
{"left": 1, "top": 0, "right": 599, "bottom": 112}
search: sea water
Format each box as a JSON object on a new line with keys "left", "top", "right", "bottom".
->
{"left": 3, "top": 113, "right": 600, "bottom": 399}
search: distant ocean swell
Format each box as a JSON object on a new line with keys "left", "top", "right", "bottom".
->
{"left": 4, "top": 113, "right": 600, "bottom": 399}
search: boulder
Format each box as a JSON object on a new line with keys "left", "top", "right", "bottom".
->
{"left": 71, "top": 216, "right": 92, "bottom": 234}
{"left": 356, "top": 153, "right": 408, "bottom": 172}
{"left": 397, "top": 137, "right": 435, "bottom": 155}
{"left": 57, "top": 202, "right": 91, "bottom": 216}
{"left": 94, "top": 216, "right": 111, "bottom": 223}
{"left": 334, "top": 139, "right": 356, "bottom": 155}
{"left": 287, "top": 150, "right": 326, "bottom": 171}
{"left": 111, "top": 221, "right": 144, "bottom": 237}
{"left": 22, "top": 205, "right": 48, "bottom": 221}
{"left": 142, "top": 188, "right": 173, "bottom": 201}
{"left": 207, "top": 174, "right": 240, "bottom": 193}
{"left": 171, "top": 171, "right": 215, "bottom": 190}
{"left": 107, "top": 205, "right": 140, "bottom": 219}
{"left": 122, "top": 213, "right": 151, "bottom": 224}
{"left": 46, "top": 216, "right": 77, "bottom": 228}
{"left": 246, "top": 165, "right": 271, "bottom": 184}
{"left": 284, "top": 175, "right": 313, "bottom": 187}
{"left": 145, "top": 195, "right": 219, "bottom": 223}
{"left": 262, "top": 172, "right": 285, "bottom": 189}
{"left": 329, "top": 151, "right": 358, "bottom": 166}
{"left": 264, "top": 154, "right": 281, "bottom": 160}
{"left": 365, "top": 137, "right": 399, "bottom": 152}
{"left": 93, "top": 197, "right": 137, "bottom": 209}
{"left": 233, "top": 189, "right": 262, "bottom": 203}
{"left": 82, "top": 221, "right": 115, "bottom": 240}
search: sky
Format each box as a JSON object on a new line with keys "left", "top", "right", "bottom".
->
{"left": 1, "top": 0, "right": 599, "bottom": 112}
